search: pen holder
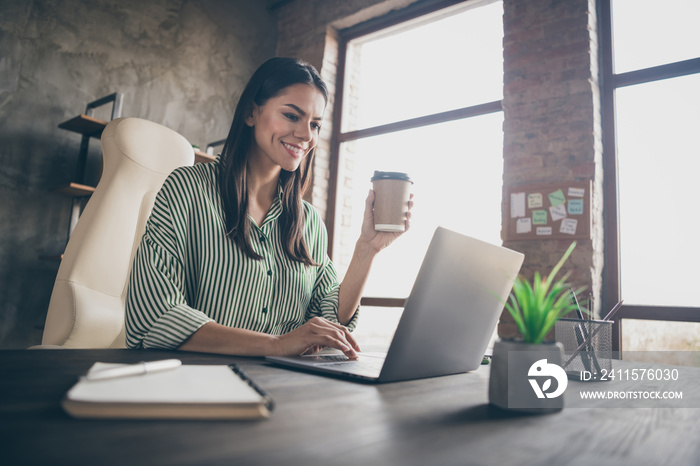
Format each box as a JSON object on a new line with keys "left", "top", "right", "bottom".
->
{"left": 555, "top": 318, "right": 612, "bottom": 381}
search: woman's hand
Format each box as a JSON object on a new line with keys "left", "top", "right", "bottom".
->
{"left": 272, "top": 317, "right": 361, "bottom": 359}
{"left": 359, "top": 189, "right": 414, "bottom": 253}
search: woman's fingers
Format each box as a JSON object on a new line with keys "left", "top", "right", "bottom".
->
{"left": 310, "top": 317, "right": 360, "bottom": 358}
{"left": 365, "top": 189, "right": 375, "bottom": 209}
{"left": 278, "top": 317, "right": 360, "bottom": 358}
{"left": 300, "top": 344, "right": 323, "bottom": 356}
{"left": 337, "top": 322, "right": 361, "bottom": 352}
{"left": 314, "top": 317, "right": 360, "bottom": 351}
{"left": 405, "top": 193, "right": 414, "bottom": 231}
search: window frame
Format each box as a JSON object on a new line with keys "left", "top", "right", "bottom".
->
{"left": 327, "top": 0, "right": 503, "bottom": 307}
{"left": 598, "top": 0, "right": 700, "bottom": 350}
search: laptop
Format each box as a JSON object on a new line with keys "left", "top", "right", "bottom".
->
{"left": 266, "top": 227, "right": 524, "bottom": 383}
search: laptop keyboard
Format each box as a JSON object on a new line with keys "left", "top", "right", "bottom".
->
{"left": 314, "top": 354, "right": 350, "bottom": 362}
{"left": 302, "top": 353, "right": 386, "bottom": 372}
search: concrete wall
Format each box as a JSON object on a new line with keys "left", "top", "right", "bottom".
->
{"left": 0, "top": 0, "right": 276, "bottom": 348}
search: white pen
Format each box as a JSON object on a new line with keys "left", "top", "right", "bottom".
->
{"left": 85, "top": 359, "right": 182, "bottom": 381}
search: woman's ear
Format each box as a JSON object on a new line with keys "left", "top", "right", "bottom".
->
{"left": 245, "top": 104, "right": 258, "bottom": 127}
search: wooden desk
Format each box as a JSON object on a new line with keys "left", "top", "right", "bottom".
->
{"left": 1, "top": 349, "right": 699, "bottom": 466}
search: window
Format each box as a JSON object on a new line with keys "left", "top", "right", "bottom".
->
{"left": 330, "top": 0, "right": 504, "bottom": 345}
{"left": 610, "top": 0, "right": 700, "bottom": 74}
{"left": 601, "top": 0, "right": 700, "bottom": 352}
{"left": 615, "top": 75, "right": 700, "bottom": 307}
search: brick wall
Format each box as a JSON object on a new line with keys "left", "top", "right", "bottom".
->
{"left": 500, "top": 0, "right": 604, "bottom": 337}
{"left": 272, "top": 0, "right": 605, "bottom": 337}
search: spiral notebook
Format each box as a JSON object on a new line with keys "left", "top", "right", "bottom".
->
{"left": 62, "top": 363, "right": 274, "bottom": 420}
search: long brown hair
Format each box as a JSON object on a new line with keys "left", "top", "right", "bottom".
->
{"left": 218, "top": 57, "right": 328, "bottom": 266}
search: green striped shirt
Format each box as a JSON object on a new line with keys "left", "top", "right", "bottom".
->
{"left": 125, "top": 160, "right": 357, "bottom": 350}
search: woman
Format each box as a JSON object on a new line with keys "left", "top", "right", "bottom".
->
{"left": 125, "top": 57, "right": 411, "bottom": 358}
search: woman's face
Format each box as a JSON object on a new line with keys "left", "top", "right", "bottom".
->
{"left": 247, "top": 83, "right": 326, "bottom": 173}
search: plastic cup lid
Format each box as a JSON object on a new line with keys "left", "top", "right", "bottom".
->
{"left": 371, "top": 171, "right": 413, "bottom": 183}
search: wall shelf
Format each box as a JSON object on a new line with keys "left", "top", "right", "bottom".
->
{"left": 57, "top": 114, "right": 108, "bottom": 137}
{"left": 41, "top": 93, "right": 123, "bottom": 262}
{"left": 194, "top": 150, "right": 216, "bottom": 164}
{"left": 52, "top": 182, "right": 96, "bottom": 198}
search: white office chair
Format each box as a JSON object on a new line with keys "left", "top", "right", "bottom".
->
{"left": 38, "top": 117, "right": 194, "bottom": 348}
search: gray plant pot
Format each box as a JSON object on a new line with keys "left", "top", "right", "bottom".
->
{"left": 488, "top": 338, "right": 566, "bottom": 413}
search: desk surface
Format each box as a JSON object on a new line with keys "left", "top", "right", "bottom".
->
{"left": 1, "top": 349, "right": 699, "bottom": 466}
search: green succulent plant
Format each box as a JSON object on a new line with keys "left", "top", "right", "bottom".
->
{"left": 505, "top": 241, "right": 584, "bottom": 344}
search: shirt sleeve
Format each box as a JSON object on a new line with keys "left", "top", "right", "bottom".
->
{"left": 303, "top": 204, "right": 359, "bottom": 331}
{"left": 125, "top": 175, "right": 213, "bottom": 349}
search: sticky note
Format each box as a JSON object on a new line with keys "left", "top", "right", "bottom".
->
{"left": 560, "top": 218, "right": 578, "bottom": 235}
{"left": 568, "top": 187, "right": 585, "bottom": 198}
{"left": 511, "top": 193, "right": 526, "bottom": 218}
{"left": 532, "top": 210, "right": 548, "bottom": 225}
{"left": 536, "top": 226, "right": 552, "bottom": 235}
{"left": 548, "top": 189, "right": 566, "bottom": 207}
{"left": 528, "top": 193, "right": 543, "bottom": 209}
{"left": 550, "top": 204, "right": 567, "bottom": 222}
{"left": 516, "top": 218, "right": 532, "bottom": 234}
{"left": 568, "top": 199, "right": 584, "bottom": 215}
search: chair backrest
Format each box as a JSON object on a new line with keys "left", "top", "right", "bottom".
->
{"left": 42, "top": 117, "right": 194, "bottom": 348}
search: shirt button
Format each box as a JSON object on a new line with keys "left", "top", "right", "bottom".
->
{"left": 260, "top": 235, "right": 266, "bottom": 242}
{"left": 262, "top": 307, "right": 268, "bottom": 314}
{"left": 267, "top": 269, "right": 272, "bottom": 276}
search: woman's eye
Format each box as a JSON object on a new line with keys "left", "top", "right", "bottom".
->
{"left": 284, "top": 113, "right": 299, "bottom": 122}
{"left": 311, "top": 122, "right": 321, "bottom": 132}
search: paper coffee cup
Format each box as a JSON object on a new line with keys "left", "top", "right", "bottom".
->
{"left": 371, "top": 171, "right": 412, "bottom": 232}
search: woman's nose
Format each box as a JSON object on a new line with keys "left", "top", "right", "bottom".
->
{"left": 294, "top": 123, "right": 313, "bottom": 141}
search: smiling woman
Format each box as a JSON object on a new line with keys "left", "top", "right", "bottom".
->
{"left": 124, "top": 57, "right": 413, "bottom": 360}
{"left": 246, "top": 84, "right": 326, "bottom": 177}
{"left": 219, "top": 59, "right": 330, "bottom": 265}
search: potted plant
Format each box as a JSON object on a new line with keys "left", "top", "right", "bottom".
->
{"left": 488, "top": 241, "right": 582, "bottom": 413}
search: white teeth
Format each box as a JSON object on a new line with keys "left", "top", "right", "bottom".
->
{"left": 282, "top": 142, "right": 304, "bottom": 155}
